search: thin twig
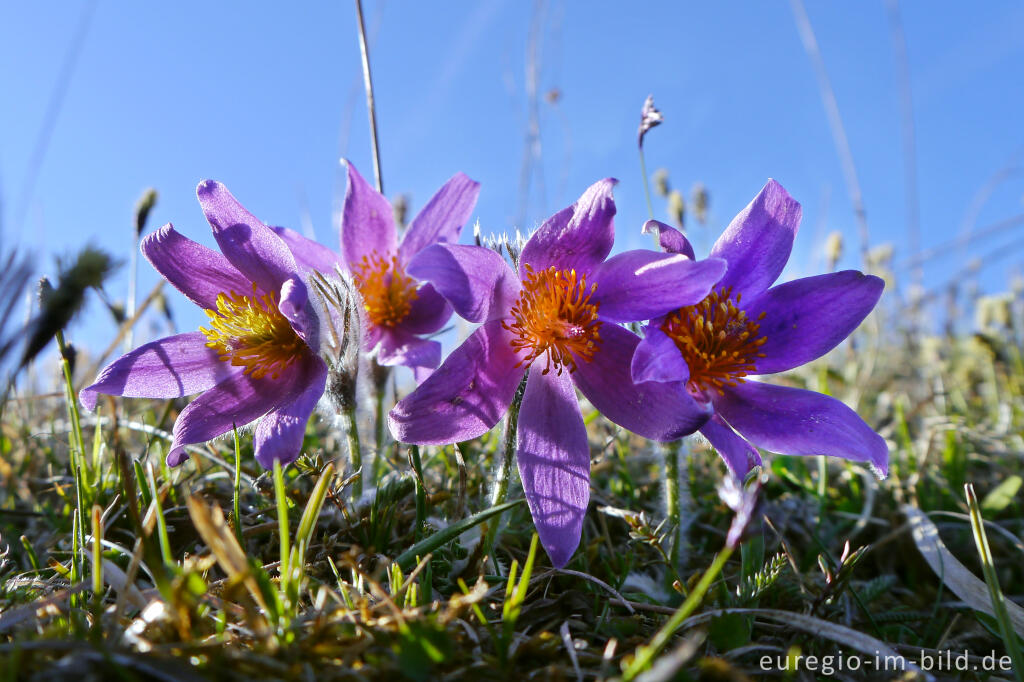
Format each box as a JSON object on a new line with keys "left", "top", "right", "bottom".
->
{"left": 354, "top": 0, "right": 384, "bottom": 194}
{"left": 790, "top": 0, "right": 870, "bottom": 262}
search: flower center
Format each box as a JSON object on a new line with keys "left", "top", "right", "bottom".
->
{"left": 661, "top": 286, "right": 767, "bottom": 395}
{"left": 352, "top": 251, "right": 419, "bottom": 327}
{"left": 201, "top": 286, "right": 305, "bottom": 380}
{"left": 503, "top": 264, "right": 602, "bottom": 375}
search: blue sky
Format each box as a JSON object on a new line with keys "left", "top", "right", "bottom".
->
{"left": 2, "top": 1, "right": 1023, "bottom": 350}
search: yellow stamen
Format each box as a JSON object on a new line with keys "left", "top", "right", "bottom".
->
{"left": 352, "top": 251, "right": 419, "bottom": 327}
{"left": 503, "top": 264, "right": 602, "bottom": 375}
{"left": 661, "top": 286, "right": 767, "bottom": 395}
{"left": 200, "top": 284, "right": 305, "bottom": 380}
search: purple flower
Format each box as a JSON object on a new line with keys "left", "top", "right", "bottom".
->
{"left": 339, "top": 161, "right": 480, "bottom": 372}
{"left": 81, "top": 181, "right": 329, "bottom": 469}
{"left": 388, "top": 179, "right": 727, "bottom": 567}
{"left": 634, "top": 180, "right": 888, "bottom": 479}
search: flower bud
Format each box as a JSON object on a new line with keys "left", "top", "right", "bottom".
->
{"left": 309, "top": 268, "right": 364, "bottom": 413}
{"left": 653, "top": 168, "right": 670, "bottom": 198}
{"left": 668, "top": 189, "right": 686, "bottom": 229}
{"left": 134, "top": 189, "right": 158, "bottom": 238}
{"left": 691, "top": 183, "right": 709, "bottom": 225}
{"left": 637, "top": 94, "right": 663, "bottom": 149}
{"left": 825, "top": 231, "right": 843, "bottom": 270}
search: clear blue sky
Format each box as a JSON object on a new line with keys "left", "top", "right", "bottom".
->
{"left": 3, "top": 1, "right": 1023, "bottom": 350}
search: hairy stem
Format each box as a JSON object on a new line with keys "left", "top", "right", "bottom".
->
{"left": 483, "top": 373, "right": 528, "bottom": 566}
{"left": 341, "top": 405, "right": 363, "bottom": 500}
{"left": 664, "top": 439, "right": 682, "bottom": 566}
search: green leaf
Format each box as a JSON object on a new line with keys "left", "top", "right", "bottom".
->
{"left": 395, "top": 499, "right": 524, "bottom": 571}
{"left": 981, "top": 475, "right": 1022, "bottom": 514}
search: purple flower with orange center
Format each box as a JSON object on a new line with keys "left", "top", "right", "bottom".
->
{"left": 633, "top": 180, "right": 888, "bottom": 478}
{"left": 81, "top": 181, "right": 329, "bottom": 469}
{"left": 388, "top": 179, "right": 727, "bottom": 566}
{"left": 340, "top": 161, "right": 480, "bottom": 372}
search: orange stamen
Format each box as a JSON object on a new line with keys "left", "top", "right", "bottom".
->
{"left": 503, "top": 264, "right": 602, "bottom": 375}
{"left": 352, "top": 251, "right": 419, "bottom": 327}
{"left": 200, "top": 284, "right": 305, "bottom": 380}
{"left": 661, "top": 286, "right": 767, "bottom": 395}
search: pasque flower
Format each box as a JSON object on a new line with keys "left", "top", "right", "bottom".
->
{"left": 339, "top": 161, "right": 480, "bottom": 372}
{"left": 388, "top": 179, "right": 727, "bottom": 566}
{"left": 81, "top": 181, "right": 329, "bottom": 469}
{"left": 634, "top": 180, "right": 888, "bottom": 478}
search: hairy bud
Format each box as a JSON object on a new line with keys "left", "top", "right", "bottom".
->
{"left": 637, "top": 94, "right": 663, "bottom": 149}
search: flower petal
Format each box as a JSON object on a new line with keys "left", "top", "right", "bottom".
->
{"left": 519, "top": 178, "right": 617, "bottom": 277}
{"left": 340, "top": 160, "right": 397, "bottom": 268}
{"left": 388, "top": 320, "right": 524, "bottom": 445}
{"left": 406, "top": 244, "right": 520, "bottom": 324}
{"left": 400, "top": 283, "right": 452, "bottom": 335}
{"left": 252, "top": 355, "right": 327, "bottom": 468}
{"left": 516, "top": 369, "right": 590, "bottom": 568}
{"left": 166, "top": 364, "right": 306, "bottom": 466}
{"left": 714, "top": 380, "right": 888, "bottom": 477}
{"left": 642, "top": 219, "right": 695, "bottom": 259}
{"left": 745, "top": 270, "right": 884, "bottom": 374}
{"left": 196, "top": 180, "right": 299, "bottom": 294}
{"left": 699, "top": 414, "right": 762, "bottom": 478}
{"left": 141, "top": 224, "right": 251, "bottom": 310}
{"left": 80, "top": 332, "right": 232, "bottom": 411}
{"left": 710, "top": 179, "right": 802, "bottom": 298}
{"left": 271, "top": 226, "right": 343, "bottom": 275}
{"left": 398, "top": 172, "right": 480, "bottom": 263}
{"left": 630, "top": 322, "right": 690, "bottom": 385}
{"left": 376, "top": 328, "right": 442, "bottom": 369}
{"left": 278, "top": 274, "right": 320, "bottom": 352}
{"left": 572, "top": 324, "right": 711, "bottom": 441}
{"left": 590, "top": 250, "right": 726, "bottom": 322}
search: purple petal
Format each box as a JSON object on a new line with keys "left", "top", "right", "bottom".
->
{"left": 398, "top": 172, "right": 480, "bottom": 263}
{"left": 590, "top": 250, "right": 726, "bottom": 322}
{"left": 700, "top": 414, "right": 762, "bottom": 478}
{"left": 572, "top": 324, "right": 711, "bottom": 440}
{"left": 519, "top": 178, "right": 617, "bottom": 277}
{"left": 406, "top": 244, "right": 520, "bottom": 324}
{"left": 376, "top": 328, "right": 442, "bottom": 369}
{"left": 388, "top": 320, "right": 524, "bottom": 445}
{"left": 271, "top": 226, "right": 343, "bottom": 275}
{"left": 744, "top": 271, "right": 884, "bottom": 374}
{"left": 141, "top": 224, "right": 251, "bottom": 310}
{"left": 710, "top": 179, "right": 802, "bottom": 298}
{"left": 196, "top": 180, "right": 299, "bottom": 294}
{"left": 340, "top": 160, "right": 397, "bottom": 268}
{"left": 714, "top": 380, "right": 888, "bottom": 477}
{"left": 642, "top": 219, "right": 695, "bottom": 259}
{"left": 631, "top": 322, "right": 689, "bottom": 385}
{"left": 400, "top": 283, "right": 452, "bottom": 335}
{"left": 517, "top": 369, "right": 590, "bottom": 568}
{"left": 278, "top": 274, "right": 319, "bottom": 352}
{"left": 166, "top": 362, "right": 309, "bottom": 466}
{"left": 253, "top": 355, "right": 327, "bottom": 468}
{"left": 80, "top": 332, "right": 232, "bottom": 411}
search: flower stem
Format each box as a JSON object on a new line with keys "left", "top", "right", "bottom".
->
{"left": 638, "top": 147, "right": 655, "bottom": 220}
{"left": 273, "top": 460, "right": 291, "bottom": 606}
{"left": 372, "top": 359, "right": 390, "bottom": 485}
{"left": 354, "top": 0, "right": 383, "bottom": 194}
{"left": 232, "top": 425, "right": 243, "bottom": 546}
{"left": 622, "top": 545, "right": 735, "bottom": 680}
{"left": 408, "top": 445, "right": 427, "bottom": 541}
{"left": 483, "top": 373, "right": 528, "bottom": 566}
{"left": 663, "top": 439, "right": 682, "bottom": 566}
{"left": 342, "top": 406, "right": 363, "bottom": 500}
